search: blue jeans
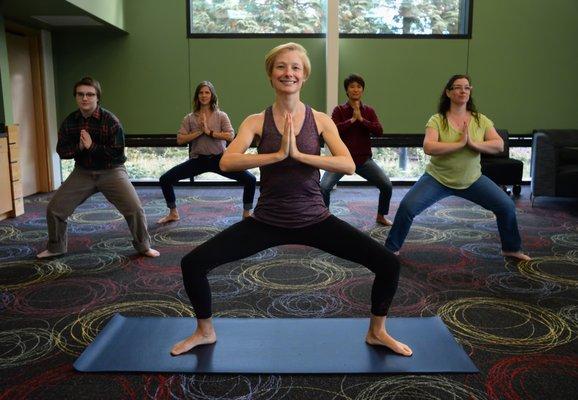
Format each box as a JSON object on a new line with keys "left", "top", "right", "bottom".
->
{"left": 320, "top": 158, "right": 392, "bottom": 215}
{"left": 159, "top": 154, "right": 256, "bottom": 210}
{"left": 385, "top": 173, "right": 522, "bottom": 252}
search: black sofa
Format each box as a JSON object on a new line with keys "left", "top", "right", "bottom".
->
{"left": 481, "top": 129, "right": 523, "bottom": 196}
{"left": 531, "top": 129, "right": 578, "bottom": 205}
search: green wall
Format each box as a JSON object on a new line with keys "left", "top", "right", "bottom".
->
{"left": 50, "top": 0, "right": 578, "bottom": 135}
{"left": 468, "top": 0, "right": 578, "bottom": 133}
{"left": 53, "top": 0, "right": 189, "bottom": 133}
{"left": 188, "top": 38, "right": 326, "bottom": 130}
{"left": 339, "top": 39, "right": 469, "bottom": 133}
{"left": 338, "top": 0, "right": 578, "bottom": 133}
{"left": 52, "top": 0, "right": 325, "bottom": 133}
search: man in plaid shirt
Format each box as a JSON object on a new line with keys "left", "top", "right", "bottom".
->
{"left": 37, "top": 77, "right": 159, "bottom": 258}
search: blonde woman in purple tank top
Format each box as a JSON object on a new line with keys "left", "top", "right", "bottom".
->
{"left": 171, "top": 43, "right": 412, "bottom": 358}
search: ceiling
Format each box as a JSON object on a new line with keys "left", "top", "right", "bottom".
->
{"left": 1, "top": 0, "right": 123, "bottom": 32}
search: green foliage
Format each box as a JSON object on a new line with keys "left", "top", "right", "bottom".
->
{"left": 60, "top": 146, "right": 532, "bottom": 182}
{"left": 124, "top": 148, "right": 188, "bottom": 180}
{"left": 371, "top": 147, "right": 431, "bottom": 179}
{"left": 191, "top": 0, "right": 325, "bottom": 34}
{"left": 190, "top": 0, "right": 463, "bottom": 35}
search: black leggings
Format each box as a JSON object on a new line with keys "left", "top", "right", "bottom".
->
{"left": 159, "top": 154, "right": 256, "bottom": 210}
{"left": 181, "top": 215, "right": 400, "bottom": 319}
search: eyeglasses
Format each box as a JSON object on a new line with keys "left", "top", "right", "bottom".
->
{"left": 76, "top": 92, "right": 97, "bottom": 98}
{"left": 450, "top": 86, "right": 472, "bottom": 92}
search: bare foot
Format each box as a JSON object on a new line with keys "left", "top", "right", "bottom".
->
{"left": 37, "top": 249, "right": 65, "bottom": 259}
{"left": 157, "top": 210, "right": 180, "bottom": 224}
{"left": 242, "top": 210, "right": 252, "bottom": 219}
{"left": 366, "top": 331, "right": 413, "bottom": 356}
{"left": 376, "top": 215, "right": 393, "bottom": 226}
{"left": 393, "top": 251, "right": 399, "bottom": 256}
{"left": 142, "top": 248, "right": 160, "bottom": 257}
{"left": 171, "top": 330, "right": 217, "bottom": 356}
{"left": 502, "top": 251, "right": 531, "bottom": 261}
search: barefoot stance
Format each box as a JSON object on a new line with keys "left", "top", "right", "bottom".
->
{"left": 171, "top": 331, "right": 217, "bottom": 356}
{"left": 376, "top": 214, "right": 393, "bottom": 226}
{"left": 143, "top": 248, "right": 160, "bottom": 257}
{"left": 158, "top": 210, "right": 180, "bottom": 224}
{"left": 36, "top": 249, "right": 65, "bottom": 259}
{"left": 502, "top": 251, "right": 531, "bottom": 261}
{"left": 366, "top": 331, "right": 413, "bottom": 356}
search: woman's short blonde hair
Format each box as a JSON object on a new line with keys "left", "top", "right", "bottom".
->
{"left": 265, "top": 42, "right": 311, "bottom": 80}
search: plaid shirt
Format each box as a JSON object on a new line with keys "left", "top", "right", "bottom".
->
{"left": 57, "top": 106, "right": 127, "bottom": 170}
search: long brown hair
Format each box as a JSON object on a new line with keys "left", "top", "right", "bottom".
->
{"left": 437, "top": 74, "right": 479, "bottom": 129}
{"left": 193, "top": 81, "right": 218, "bottom": 112}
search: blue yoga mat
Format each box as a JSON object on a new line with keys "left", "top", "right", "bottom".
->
{"left": 74, "top": 314, "right": 477, "bottom": 374}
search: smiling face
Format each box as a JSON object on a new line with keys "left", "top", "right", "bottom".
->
{"left": 197, "top": 86, "right": 212, "bottom": 106}
{"left": 269, "top": 50, "right": 307, "bottom": 94}
{"left": 346, "top": 81, "right": 364, "bottom": 102}
{"left": 193, "top": 81, "right": 218, "bottom": 112}
{"left": 75, "top": 84, "right": 99, "bottom": 115}
{"left": 445, "top": 77, "right": 471, "bottom": 106}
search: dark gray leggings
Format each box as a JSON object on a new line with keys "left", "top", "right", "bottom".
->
{"left": 180, "top": 215, "right": 400, "bottom": 319}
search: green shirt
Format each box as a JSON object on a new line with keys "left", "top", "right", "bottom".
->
{"left": 425, "top": 113, "right": 494, "bottom": 189}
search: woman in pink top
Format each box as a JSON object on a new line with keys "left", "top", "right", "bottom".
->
{"left": 158, "top": 81, "right": 256, "bottom": 223}
{"left": 171, "top": 43, "right": 411, "bottom": 358}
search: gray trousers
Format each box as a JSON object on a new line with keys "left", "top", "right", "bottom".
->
{"left": 46, "top": 166, "right": 151, "bottom": 254}
{"left": 320, "top": 158, "right": 392, "bottom": 215}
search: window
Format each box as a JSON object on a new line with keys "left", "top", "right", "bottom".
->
{"left": 187, "top": 0, "right": 472, "bottom": 37}
{"left": 60, "top": 147, "right": 262, "bottom": 182}
{"left": 339, "top": 0, "right": 471, "bottom": 37}
{"left": 61, "top": 148, "right": 189, "bottom": 182}
{"left": 188, "top": 0, "right": 327, "bottom": 37}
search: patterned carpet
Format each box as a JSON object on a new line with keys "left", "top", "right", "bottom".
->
{"left": 1, "top": 185, "right": 577, "bottom": 399}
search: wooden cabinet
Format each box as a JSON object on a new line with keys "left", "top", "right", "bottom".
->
{"left": 0, "top": 136, "right": 13, "bottom": 217}
{"left": 8, "top": 125, "right": 24, "bottom": 216}
{"left": 0, "top": 125, "right": 27, "bottom": 219}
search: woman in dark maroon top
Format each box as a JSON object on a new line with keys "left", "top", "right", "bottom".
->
{"left": 171, "top": 43, "right": 412, "bottom": 358}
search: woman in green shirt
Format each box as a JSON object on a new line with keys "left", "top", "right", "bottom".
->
{"left": 385, "top": 75, "right": 529, "bottom": 261}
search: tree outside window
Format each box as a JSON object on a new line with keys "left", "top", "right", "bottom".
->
{"left": 188, "top": 0, "right": 471, "bottom": 37}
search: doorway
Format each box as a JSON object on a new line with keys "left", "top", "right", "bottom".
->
{"left": 6, "top": 27, "right": 51, "bottom": 196}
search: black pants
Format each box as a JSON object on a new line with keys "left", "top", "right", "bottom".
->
{"left": 159, "top": 154, "right": 256, "bottom": 210}
{"left": 181, "top": 215, "right": 400, "bottom": 319}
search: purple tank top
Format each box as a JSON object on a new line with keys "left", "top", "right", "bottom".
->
{"left": 253, "top": 105, "right": 330, "bottom": 228}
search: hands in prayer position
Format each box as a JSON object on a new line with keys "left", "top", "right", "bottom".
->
{"left": 80, "top": 129, "right": 92, "bottom": 150}
{"left": 458, "top": 120, "right": 469, "bottom": 147}
{"left": 350, "top": 101, "right": 363, "bottom": 122}
{"left": 278, "top": 112, "right": 303, "bottom": 161}
{"left": 199, "top": 113, "right": 211, "bottom": 135}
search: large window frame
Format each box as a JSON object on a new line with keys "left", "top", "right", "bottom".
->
{"left": 60, "top": 133, "right": 533, "bottom": 185}
{"left": 186, "top": 0, "right": 473, "bottom": 39}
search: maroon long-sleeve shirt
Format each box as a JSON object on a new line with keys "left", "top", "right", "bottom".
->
{"left": 331, "top": 102, "right": 383, "bottom": 166}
